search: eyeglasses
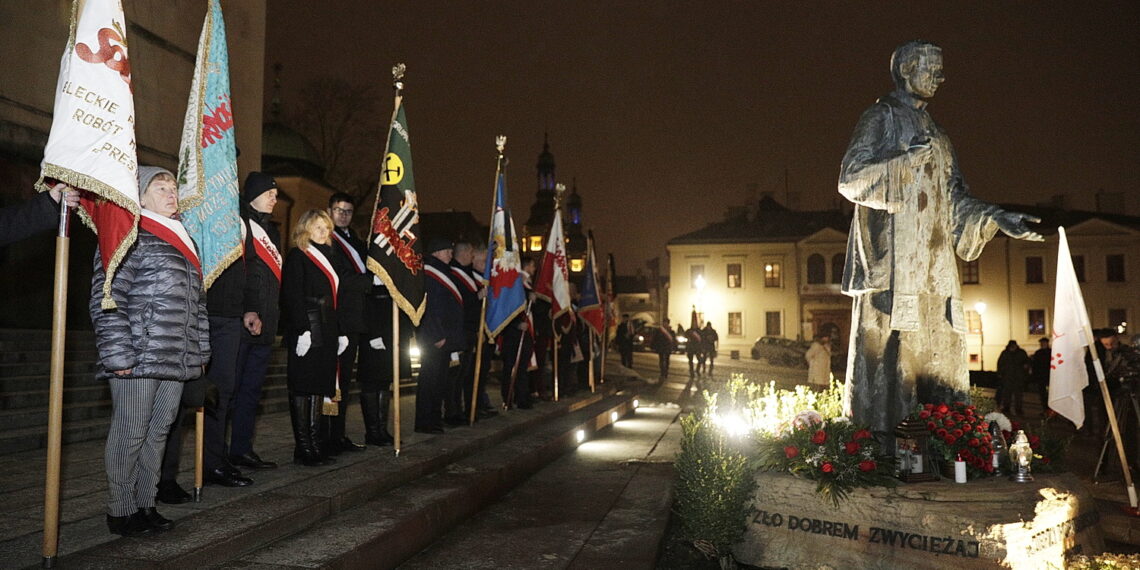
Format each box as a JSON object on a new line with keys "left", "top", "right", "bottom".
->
{"left": 331, "top": 207, "right": 354, "bottom": 215}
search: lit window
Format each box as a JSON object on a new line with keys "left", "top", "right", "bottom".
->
{"left": 966, "top": 310, "right": 982, "bottom": 334}
{"left": 529, "top": 236, "right": 543, "bottom": 251}
{"left": 570, "top": 258, "right": 585, "bottom": 273}
{"left": 764, "top": 262, "right": 781, "bottom": 288}
{"left": 727, "top": 263, "right": 742, "bottom": 288}
{"left": 1027, "top": 309, "right": 1046, "bottom": 335}
{"left": 691, "top": 265, "right": 705, "bottom": 289}
{"left": 728, "top": 312, "right": 742, "bottom": 336}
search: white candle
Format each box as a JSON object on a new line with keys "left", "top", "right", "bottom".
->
{"left": 910, "top": 453, "right": 924, "bottom": 473}
{"left": 955, "top": 459, "right": 967, "bottom": 483}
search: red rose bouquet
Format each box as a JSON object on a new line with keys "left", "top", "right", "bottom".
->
{"left": 913, "top": 401, "right": 994, "bottom": 478}
{"left": 760, "top": 416, "right": 896, "bottom": 506}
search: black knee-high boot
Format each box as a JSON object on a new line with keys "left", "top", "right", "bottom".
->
{"left": 308, "top": 395, "right": 335, "bottom": 465}
{"left": 361, "top": 391, "right": 394, "bottom": 446}
{"left": 290, "top": 394, "right": 323, "bottom": 466}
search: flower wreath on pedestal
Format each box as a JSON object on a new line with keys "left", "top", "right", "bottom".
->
{"left": 758, "top": 411, "right": 896, "bottom": 506}
{"left": 913, "top": 402, "right": 994, "bottom": 479}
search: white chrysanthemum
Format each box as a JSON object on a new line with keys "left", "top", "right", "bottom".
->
{"left": 983, "top": 412, "right": 1011, "bottom": 432}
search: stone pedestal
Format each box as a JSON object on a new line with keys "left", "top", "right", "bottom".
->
{"left": 736, "top": 472, "right": 1103, "bottom": 569}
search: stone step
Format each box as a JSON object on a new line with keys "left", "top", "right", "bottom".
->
{"left": 0, "top": 364, "right": 287, "bottom": 394}
{"left": 57, "top": 391, "right": 633, "bottom": 569}
{"left": 0, "top": 382, "right": 295, "bottom": 455}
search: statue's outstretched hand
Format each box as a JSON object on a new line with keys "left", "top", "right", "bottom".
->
{"left": 995, "top": 210, "right": 1044, "bottom": 241}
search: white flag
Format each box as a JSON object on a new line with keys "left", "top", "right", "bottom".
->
{"left": 37, "top": 0, "right": 140, "bottom": 309}
{"left": 535, "top": 205, "right": 572, "bottom": 319}
{"left": 1049, "top": 226, "right": 1090, "bottom": 429}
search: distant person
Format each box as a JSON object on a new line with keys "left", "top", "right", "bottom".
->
{"left": 806, "top": 334, "right": 833, "bottom": 389}
{"left": 997, "top": 340, "right": 1031, "bottom": 416}
{"left": 0, "top": 182, "right": 79, "bottom": 246}
{"left": 91, "top": 166, "right": 209, "bottom": 536}
{"left": 415, "top": 238, "right": 464, "bottom": 433}
{"left": 685, "top": 324, "right": 705, "bottom": 378}
{"left": 615, "top": 313, "right": 635, "bottom": 369}
{"left": 701, "top": 322, "right": 719, "bottom": 376}
{"left": 651, "top": 319, "right": 676, "bottom": 380}
{"left": 1031, "top": 337, "right": 1051, "bottom": 417}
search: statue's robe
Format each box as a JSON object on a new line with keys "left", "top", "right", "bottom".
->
{"left": 838, "top": 90, "right": 1002, "bottom": 442}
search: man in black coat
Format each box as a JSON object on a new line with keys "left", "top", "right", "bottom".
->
{"left": 416, "top": 238, "right": 465, "bottom": 433}
{"left": 448, "top": 241, "right": 497, "bottom": 422}
{"left": 0, "top": 182, "right": 79, "bottom": 246}
{"left": 326, "top": 193, "right": 370, "bottom": 453}
{"left": 615, "top": 313, "right": 635, "bottom": 369}
{"left": 228, "top": 173, "right": 283, "bottom": 470}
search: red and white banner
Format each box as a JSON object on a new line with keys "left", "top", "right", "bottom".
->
{"left": 37, "top": 0, "right": 139, "bottom": 309}
{"left": 534, "top": 209, "right": 572, "bottom": 319}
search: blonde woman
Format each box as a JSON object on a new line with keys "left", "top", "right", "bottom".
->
{"left": 281, "top": 209, "right": 347, "bottom": 466}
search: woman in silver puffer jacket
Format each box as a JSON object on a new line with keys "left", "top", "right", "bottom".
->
{"left": 89, "top": 166, "right": 210, "bottom": 537}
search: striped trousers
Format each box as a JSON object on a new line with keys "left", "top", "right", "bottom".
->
{"left": 106, "top": 378, "right": 183, "bottom": 516}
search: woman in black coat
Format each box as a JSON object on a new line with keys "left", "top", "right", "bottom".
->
{"left": 281, "top": 209, "right": 346, "bottom": 466}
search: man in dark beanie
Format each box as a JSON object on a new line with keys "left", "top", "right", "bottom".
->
{"left": 228, "top": 172, "right": 283, "bottom": 469}
{"left": 415, "top": 238, "right": 463, "bottom": 434}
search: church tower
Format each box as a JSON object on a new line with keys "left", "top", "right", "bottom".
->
{"left": 522, "top": 134, "right": 588, "bottom": 276}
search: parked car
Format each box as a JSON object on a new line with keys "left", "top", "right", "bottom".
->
{"left": 750, "top": 336, "right": 811, "bottom": 369}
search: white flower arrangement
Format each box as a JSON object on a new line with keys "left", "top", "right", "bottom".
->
{"left": 984, "top": 411, "right": 1011, "bottom": 432}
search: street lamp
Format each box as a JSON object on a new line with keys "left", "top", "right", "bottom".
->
{"left": 974, "top": 301, "right": 987, "bottom": 371}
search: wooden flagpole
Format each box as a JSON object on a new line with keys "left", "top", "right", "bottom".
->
{"left": 470, "top": 137, "right": 506, "bottom": 424}
{"left": 392, "top": 302, "right": 402, "bottom": 456}
{"left": 588, "top": 329, "right": 596, "bottom": 393}
{"left": 553, "top": 327, "right": 560, "bottom": 402}
{"left": 42, "top": 196, "right": 71, "bottom": 568}
{"left": 193, "top": 409, "right": 204, "bottom": 500}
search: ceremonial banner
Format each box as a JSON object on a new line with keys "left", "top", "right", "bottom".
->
{"left": 37, "top": 0, "right": 139, "bottom": 309}
{"left": 1049, "top": 227, "right": 1090, "bottom": 429}
{"left": 367, "top": 102, "right": 425, "bottom": 325}
{"left": 483, "top": 165, "right": 526, "bottom": 339}
{"left": 176, "top": 0, "right": 241, "bottom": 289}
{"left": 535, "top": 208, "right": 571, "bottom": 319}
{"left": 606, "top": 253, "right": 618, "bottom": 340}
{"left": 578, "top": 232, "right": 604, "bottom": 335}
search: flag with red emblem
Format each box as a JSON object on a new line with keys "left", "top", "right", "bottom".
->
{"left": 1049, "top": 226, "right": 1089, "bottom": 429}
{"left": 483, "top": 156, "right": 527, "bottom": 339}
{"left": 36, "top": 0, "right": 140, "bottom": 309}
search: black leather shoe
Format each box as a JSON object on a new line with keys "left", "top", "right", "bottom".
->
{"left": 139, "top": 507, "right": 174, "bottom": 532}
{"left": 107, "top": 512, "right": 153, "bottom": 537}
{"left": 229, "top": 451, "right": 278, "bottom": 470}
{"left": 156, "top": 480, "right": 191, "bottom": 505}
{"left": 205, "top": 467, "right": 253, "bottom": 487}
{"left": 414, "top": 426, "right": 444, "bottom": 434}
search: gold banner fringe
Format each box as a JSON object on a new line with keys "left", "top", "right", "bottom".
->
{"left": 366, "top": 257, "right": 426, "bottom": 326}
{"left": 38, "top": 164, "right": 140, "bottom": 310}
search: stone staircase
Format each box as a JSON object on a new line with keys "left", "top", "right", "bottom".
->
{"left": 0, "top": 328, "right": 291, "bottom": 455}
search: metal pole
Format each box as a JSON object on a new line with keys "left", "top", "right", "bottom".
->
{"left": 42, "top": 198, "right": 71, "bottom": 568}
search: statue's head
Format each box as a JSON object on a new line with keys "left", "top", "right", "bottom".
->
{"left": 890, "top": 40, "right": 944, "bottom": 99}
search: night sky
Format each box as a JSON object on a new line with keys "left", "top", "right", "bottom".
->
{"left": 265, "top": 2, "right": 1140, "bottom": 274}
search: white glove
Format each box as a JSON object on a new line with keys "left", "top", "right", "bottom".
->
{"left": 373, "top": 275, "right": 383, "bottom": 286}
{"left": 369, "top": 336, "right": 387, "bottom": 350}
{"left": 295, "top": 331, "right": 311, "bottom": 357}
{"left": 337, "top": 335, "right": 349, "bottom": 355}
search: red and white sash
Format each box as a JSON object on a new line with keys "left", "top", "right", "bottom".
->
{"left": 140, "top": 210, "right": 201, "bottom": 276}
{"left": 450, "top": 265, "right": 478, "bottom": 293}
{"left": 248, "top": 219, "right": 282, "bottom": 282}
{"left": 426, "top": 263, "right": 462, "bottom": 305}
{"left": 304, "top": 244, "right": 340, "bottom": 308}
{"left": 332, "top": 229, "right": 366, "bottom": 274}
